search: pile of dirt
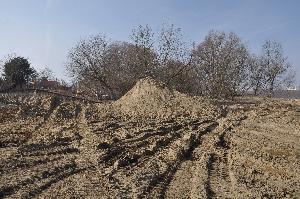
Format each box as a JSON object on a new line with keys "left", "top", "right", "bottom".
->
{"left": 114, "top": 77, "right": 219, "bottom": 120}
{"left": 0, "top": 78, "right": 299, "bottom": 198}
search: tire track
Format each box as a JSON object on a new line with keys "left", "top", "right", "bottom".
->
{"left": 201, "top": 111, "right": 247, "bottom": 199}
{"left": 135, "top": 122, "right": 219, "bottom": 199}
{"left": 76, "top": 106, "right": 101, "bottom": 168}
{"left": 0, "top": 162, "right": 82, "bottom": 198}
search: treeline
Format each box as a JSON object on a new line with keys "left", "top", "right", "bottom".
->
{"left": 1, "top": 24, "right": 295, "bottom": 99}
{"left": 66, "top": 24, "right": 295, "bottom": 99}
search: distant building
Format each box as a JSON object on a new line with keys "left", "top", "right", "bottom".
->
{"left": 38, "top": 79, "right": 60, "bottom": 89}
{"left": 28, "top": 78, "right": 61, "bottom": 90}
{"left": 287, "top": 86, "right": 298, "bottom": 91}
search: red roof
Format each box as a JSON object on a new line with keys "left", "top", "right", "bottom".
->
{"left": 40, "top": 80, "right": 59, "bottom": 87}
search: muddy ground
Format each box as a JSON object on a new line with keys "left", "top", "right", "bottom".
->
{"left": 0, "top": 78, "right": 299, "bottom": 199}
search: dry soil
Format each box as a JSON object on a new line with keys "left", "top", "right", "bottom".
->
{"left": 0, "top": 78, "right": 299, "bottom": 199}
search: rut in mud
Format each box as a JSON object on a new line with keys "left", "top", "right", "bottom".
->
{"left": 0, "top": 78, "right": 299, "bottom": 198}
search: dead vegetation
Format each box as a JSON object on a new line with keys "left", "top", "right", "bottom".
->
{"left": 66, "top": 26, "right": 295, "bottom": 100}
{"left": 0, "top": 78, "right": 299, "bottom": 198}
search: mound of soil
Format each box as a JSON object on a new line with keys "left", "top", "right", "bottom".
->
{"left": 114, "top": 77, "right": 219, "bottom": 120}
{"left": 0, "top": 78, "right": 299, "bottom": 198}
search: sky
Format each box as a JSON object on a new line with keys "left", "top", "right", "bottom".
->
{"left": 0, "top": 0, "right": 299, "bottom": 84}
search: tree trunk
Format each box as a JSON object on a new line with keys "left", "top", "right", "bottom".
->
{"left": 268, "top": 79, "right": 275, "bottom": 97}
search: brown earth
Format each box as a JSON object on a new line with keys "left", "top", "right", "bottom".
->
{"left": 0, "top": 78, "right": 299, "bottom": 199}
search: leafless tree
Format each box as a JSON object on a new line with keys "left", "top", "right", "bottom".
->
{"left": 66, "top": 33, "right": 157, "bottom": 99}
{"left": 0, "top": 76, "right": 3, "bottom": 89}
{"left": 66, "top": 35, "right": 118, "bottom": 99}
{"left": 156, "top": 24, "right": 193, "bottom": 85}
{"left": 102, "top": 41, "right": 155, "bottom": 97}
{"left": 37, "top": 67, "right": 55, "bottom": 81}
{"left": 163, "top": 59, "right": 200, "bottom": 95}
{"left": 260, "top": 40, "right": 294, "bottom": 95}
{"left": 247, "top": 55, "right": 266, "bottom": 95}
{"left": 129, "top": 24, "right": 196, "bottom": 94}
{"left": 282, "top": 70, "right": 296, "bottom": 89}
{"left": 131, "top": 25, "right": 156, "bottom": 77}
{"left": 0, "top": 61, "right": 3, "bottom": 89}
{"left": 66, "top": 26, "right": 296, "bottom": 100}
{"left": 193, "top": 31, "right": 249, "bottom": 98}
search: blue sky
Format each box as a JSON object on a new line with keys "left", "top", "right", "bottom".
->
{"left": 0, "top": 0, "right": 299, "bottom": 84}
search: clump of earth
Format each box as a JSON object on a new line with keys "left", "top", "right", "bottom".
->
{"left": 0, "top": 78, "right": 299, "bottom": 198}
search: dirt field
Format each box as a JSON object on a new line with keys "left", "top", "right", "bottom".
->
{"left": 0, "top": 78, "right": 299, "bottom": 199}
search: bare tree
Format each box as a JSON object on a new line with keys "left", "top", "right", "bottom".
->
{"left": 131, "top": 25, "right": 156, "bottom": 77}
{"left": 0, "top": 59, "right": 3, "bottom": 89}
{"left": 162, "top": 59, "right": 200, "bottom": 95}
{"left": 66, "top": 35, "right": 117, "bottom": 99}
{"left": 101, "top": 41, "right": 153, "bottom": 97}
{"left": 67, "top": 26, "right": 296, "bottom": 100}
{"left": 156, "top": 24, "right": 193, "bottom": 84}
{"left": 282, "top": 70, "right": 296, "bottom": 89}
{"left": 129, "top": 24, "right": 196, "bottom": 94}
{"left": 37, "top": 67, "right": 55, "bottom": 81}
{"left": 261, "top": 40, "right": 294, "bottom": 95}
{"left": 193, "top": 31, "right": 249, "bottom": 98}
{"left": 247, "top": 55, "right": 266, "bottom": 95}
{"left": 67, "top": 34, "right": 157, "bottom": 99}
{"left": 0, "top": 76, "right": 3, "bottom": 90}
